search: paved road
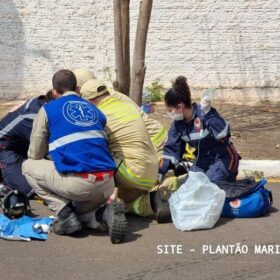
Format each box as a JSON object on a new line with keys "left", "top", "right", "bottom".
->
{"left": 0, "top": 183, "right": 279, "bottom": 280}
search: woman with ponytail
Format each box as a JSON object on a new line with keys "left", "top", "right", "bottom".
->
{"left": 158, "top": 76, "right": 240, "bottom": 184}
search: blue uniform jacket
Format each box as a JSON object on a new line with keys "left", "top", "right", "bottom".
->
{"left": 44, "top": 93, "right": 116, "bottom": 173}
{"left": 0, "top": 96, "right": 45, "bottom": 155}
{"left": 159, "top": 103, "right": 239, "bottom": 177}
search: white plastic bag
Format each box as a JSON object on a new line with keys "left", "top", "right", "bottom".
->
{"left": 169, "top": 171, "right": 226, "bottom": 231}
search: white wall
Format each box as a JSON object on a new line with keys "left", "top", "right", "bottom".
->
{"left": 0, "top": 0, "right": 279, "bottom": 102}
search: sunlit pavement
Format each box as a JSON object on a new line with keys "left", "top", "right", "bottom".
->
{"left": 0, "top": 183, "right": 279, "bottom": 280}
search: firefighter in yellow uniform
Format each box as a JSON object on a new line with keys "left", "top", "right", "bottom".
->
{"left": 74, "top": 68, "right": 197, "bottom": 194}
{"left": 74, "top": 68, "right": 96, "bottom": 94}
{"left": 80, "top": 79, "right": 161, "bottom": 217}
{"left": 73, "top": 69, "right": 168, "bottom": 159}
{"left": 108, "top": 87, "right": 194, "bottom": 193}
{"left": 109, "top": 90, "right": 167, "bottom": 159}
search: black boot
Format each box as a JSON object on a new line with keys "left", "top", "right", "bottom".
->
{"left": 151, "top": 187, "right": 172, "bottom": 224}
{"left": 53, "top": 203, "right": 82, "bottom": 235}
{"left": 97, "top": 199, "right": 128, "bottom": 244}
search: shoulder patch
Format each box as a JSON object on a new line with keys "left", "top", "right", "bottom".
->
{"left": 194, "top": 117, "right": 201, "bottom": 130}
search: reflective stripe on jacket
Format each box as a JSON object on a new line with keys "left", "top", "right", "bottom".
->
{"left": 98, "top": 96, "right": 158, "bottom": 186}
{"left": 110, "top": 90, "right": 167, "bottom": 156}
{"left": 159, "top": 103, "right": 239, "bottom": 176}
{"left": 44, "top": 93, "right": 116, "bottom": 173}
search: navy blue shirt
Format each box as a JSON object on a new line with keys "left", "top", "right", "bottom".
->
{"left": 159, "top": 103, "right": 237, "bottom": 176}
{"left": 0, "top": 96, "right": 45, "bottom": 155}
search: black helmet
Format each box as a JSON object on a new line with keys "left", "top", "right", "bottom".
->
{"left": 2, "top": 190, "right": 31, "bottom": 219}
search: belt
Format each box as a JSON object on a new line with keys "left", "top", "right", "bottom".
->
{"left": 75, "top": 170, "right": 114, "bottom": 181}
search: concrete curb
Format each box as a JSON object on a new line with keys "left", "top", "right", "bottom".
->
{"left": 239, "top": 160, "right": 280, "bottom": 182}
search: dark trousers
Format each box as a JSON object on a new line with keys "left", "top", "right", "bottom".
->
{"left": 190, "top": 156, "right": 239, "bottom": 183}
{"left": 0, "top": 149, "right": 33, "bottom": 196}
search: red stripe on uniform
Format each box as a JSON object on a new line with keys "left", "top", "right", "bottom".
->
{"left": 226, "top": 147, "right": 234, "bottom": 171}
{"left": 227, "top": 145, "right": 239, "bottom": 172}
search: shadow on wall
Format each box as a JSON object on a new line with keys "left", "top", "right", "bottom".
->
{"left": 0, "top": 0, "right": 24, "bottom": 100}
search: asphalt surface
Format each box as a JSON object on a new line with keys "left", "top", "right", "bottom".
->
{"left": 0, "top": 183, "right": 279, "bottom": 280}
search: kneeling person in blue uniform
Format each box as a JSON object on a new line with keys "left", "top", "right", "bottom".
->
{"left": 22, "top": 70, "right": 128, "bottom": 243}
{"left": 159, "top": 76, "right": 240, "bottom": 184}
{"left": 0, "top": 92, "right": 53, "bottom": 197}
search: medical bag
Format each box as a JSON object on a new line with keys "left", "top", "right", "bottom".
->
{"left": 219, "top": 178, "right": 272, "bottom": 218}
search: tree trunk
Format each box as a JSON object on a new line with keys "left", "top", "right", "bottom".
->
{"left": 113, "top": 0, "right": 124, "bottom": 92}
{"left": 113, "top": 0, "right": 130, "bottom": 96}
{"left": 120, "top": 0, "right": 130, "bottom": 95}
{"left": 129, "top": 0, "right": 153, "bottom": 106}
